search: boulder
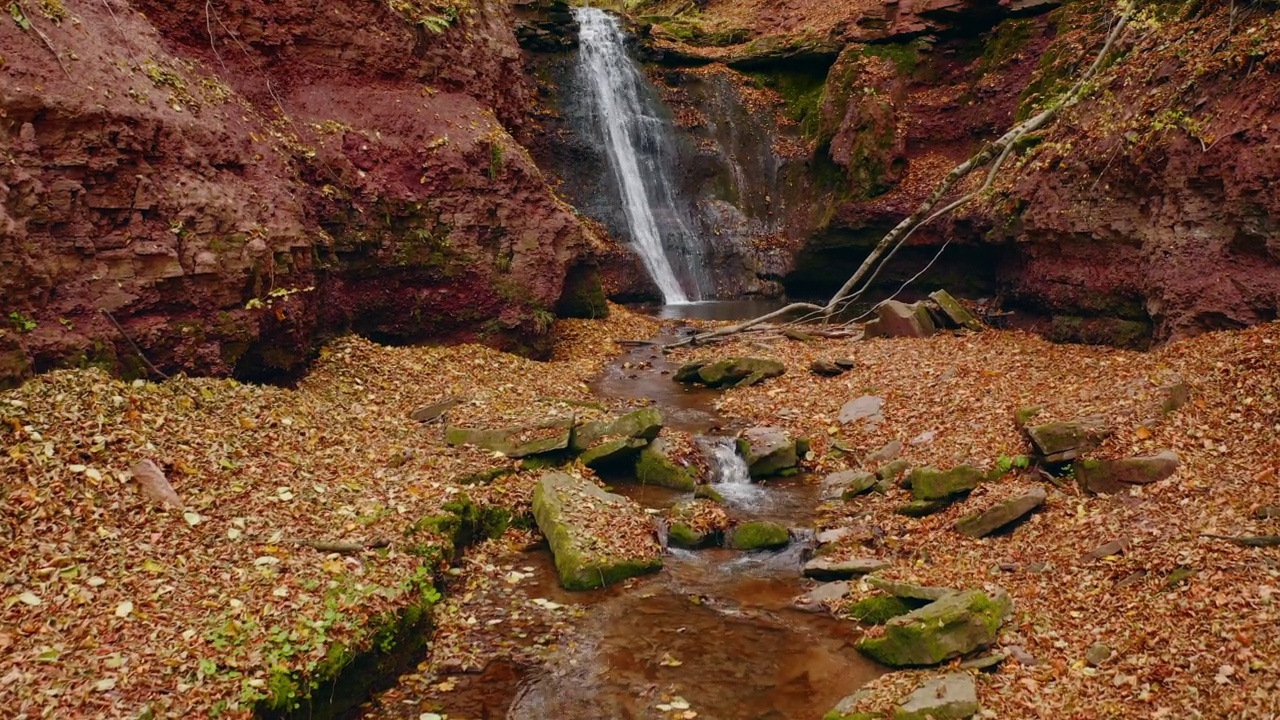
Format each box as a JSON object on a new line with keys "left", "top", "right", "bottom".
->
{"left": 894, "top": 674, "right": 979, "bottom": 720}
{"left": 531, "top": 473, "right": 662, "bottom": 590}
{"left": 865, "top": 577, "right": 957, "bottom": 602}
{"left": 839, "top": 395, "right": 885, "bottom": 425}
{"left": 822, "top": 691, "right": 878, "bottom": 720}
{"left": 737, "top": 427, "right": 798, "bottom": 478}
{"left": 571, "top": 406, "right": 664, "bottom": 451}
{"left": 895, "top": 499, "right": 952, "bottom": 517}
{"left": 909, "top": 465, "right": 986, "bottom": 500}
{"left": 635, "top": 438, "right": 697, "bottom": 490}
{"left": 811, "top": 359, "right": 846, "bottom": 376}
{"left": 694, "top": 484, "right": 725, "bottom": 503}
{"left": 876, "top": 458, "right": 911, "bottom": 482}
{"left": 928, "top": 290, "right": 984, "bottom": 331}
{"left": 803, "top": 557, "right": 889, "bottom": 580}
{"left": 822, "top": 469, "right": 879, "bottom": 500}
{"left": 1074, "top": 451, "right": 1180, "bottom": 494}
{"left": 865, "top": 439, "right": 903, "bottom": 466}
{"left": 865, "top": 300, "right": 935, "bottom": 338}
{"left": 847, "top": 595, "right": 915, "bottom": 624}
{"left": 856, "top": 588, "right": 1010, "bottom": 666}
{"left": 728, "top": 520, "right": 790, "bottom": 550}
{"left": 578, "top": 437, "right": 648, "bottom": 470}
{"left": 1014, "top": 405, "right": 1044, "bottom": 427}
{"left": 674, "top": 357, "right": 785, "bottom": 388}
{"left": 1026, "top": 416, "right": 1110, "bottom": 463}
{"left": 954, "top": 486, "right": 1047, "bottom": 538}
{"left": 666, "top": 499, "right": 727, "bottom": 549}
{"left": 446, "top": 418, "right": 573, "bottom": 458}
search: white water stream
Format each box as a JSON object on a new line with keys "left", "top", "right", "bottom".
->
{"left": 573, "top": 7, "right": 708, "bottom": 304}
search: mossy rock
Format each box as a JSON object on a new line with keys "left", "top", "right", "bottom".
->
{"left": 579, "top": 437, "right": 648, "bottom": 470}
{"left": 895, "top": 499, "right": 952, "bottom": 517}
{"left": 571, "top": 407, "right": 664, "bottom": 451}
{"left": 856, "top": 588, "right": 1011, "bottom": 666}
{"left": 693, "top": 484, "right": 725, "bottom": 503}
{"left": 908, "top": 465, "right": 986, "bottom": 501}
{"left": 531, "top": 473, "right": 662, "bottom": 590}
{"left": 445, "top": 419, "right": 573, "bottom": 458}
{"left": 636, "top": 439, "right": 697, "bottom": 491}
{"left": 728, "top": 521, "right": 790, "bottom": 550}
{"left": 927, "top": 290, "right": 983, "bottom": 331}
{"left": 847, "top": 595, "right": 915, "bottom": 624}
{"left": 737, "top": 426, "right": 798, "bottom": 478}
{"left": 674, "top": 356, "right": 785, "bottom": 388}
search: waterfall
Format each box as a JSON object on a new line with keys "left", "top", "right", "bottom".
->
{"left": 573, "top": 7, "right": 707, "bottom": 304}
{"left": 700, "top": 436, "right": 763, "bottom": 504}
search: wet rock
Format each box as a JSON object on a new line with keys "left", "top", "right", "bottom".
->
{"left": 839, "top": 395, "right": 885, "bottom": 425}
{"left": 865, "top": 439, "right": 903, "bottom": 466}
{"left": 693, "top": 484, "right": 725, "bottom": 503}
{"left": 674, "top": 357, "right": 785, "bottom": 388}
{"left": 1074, "top": 451, "right": 1180, "bottom": 494}
{"left": 1025, "top": 416, "right": 1111, "bottom": 463}
{"left": 666, "top": 499, "right": 725, "bottom": 549}
{"left": 803, "top": 557, "right": 889, "bottom": 580}
{"left": 1086, "top": 642, "right": 1112, "bottom": 667}
{"left": 894, "top": 673, "right": 979, "bottom": 720}
{"left": 409, "top": 397, "right": 460, "bottom": 423}
{"left": 847, "top": 595, "right": 915, "bottom": 624}
{"left": 797, "top": 580, "right": 851, "bottom": 609}
{"left": 728, "top": 520, "right": 790, "bottom": 550}
{"left": 532, "top": 473, "right": 662, "bottom": 590}
{"left": 737, "top": 426, "right": 798, "bottom": 478}
{"left": 445, "top": 418, "right": 573, "bottom": 458}
{"left": 578, "top": 437, "right": 648, "bottom": 470}
{"left": 909, "top": 464, "right": 986, "bottom": 500}
{"left": 865, "top": 300, "right": 936, "bottom": 338}
{"left": 865, "top": 577, "right": 957, "bottom": 602}
{"left": 571, "top": 406, "right": 664, "bottom": 451}
{"left": 822, "top": 469, "right": 879, "bottom": 500}
{"left": 635, "top": 438, "right": 697, "bottom": 491}
{"left": 895, "top": 499, "right": 952, "bottom": 517}
{"left": 856, "top": 588, "right": 1010, "bottom": 666}
{"left": 953, "top": 486, "right": 1047, "bottom": 538}
{"left": 928, "top": 290, "right": 984, "bottom": 331}
{"left": 811, "top": 359, "right": 846, "bottom": 376}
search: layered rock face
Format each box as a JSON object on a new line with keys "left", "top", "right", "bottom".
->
{"left": 1, "top": 0, "right": 599, "bottom": 386}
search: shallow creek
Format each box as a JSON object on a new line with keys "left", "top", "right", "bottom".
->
{"left": 367, "top": 303, "right": 882, "bottom": 719}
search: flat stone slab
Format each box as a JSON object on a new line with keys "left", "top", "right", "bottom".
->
{"left": 571, "top": 406, "right": 664, "bottom": 451}
{"left": 857, "top": 588, "right": 1010, "bottom": 667}
{"left": 822, "top": 469, "right": 878, "bottom": 500}
{"left": 796, "top": 581, "right": 850, "bottom": 610}
{"left": 865, "top": 576, "right": 957, "bottom": 602}
{"left": 1075, "top": 451, "right": 1180, "bottom": 494}
{"left": 1026, "top": 416, "right": 1110, "bottom": 462}
{"left": 578, "top": 437, "right": 648, "bottom": 469}
{"left": 895, "top": 673, "right": 979, "bottom": 720}
{"left": 445, "top": 418, "right": 573, "bottom": 458}
{"left": 531, "top": 473, "right": 662, "bottom": 590}
{"left": 928, "top": 289, "right": 983, "bottom": 331}
{"left": 840, "top": 395, "right": 885, "bottom": 425}
{"left": 674, "top": 357, "right": 785, "bottom": 388}
{"left": 803, "top": 557, "right": 889, "bottom": 581}
{"left": 954, "top": 486, "right": 1047, "bottom": 538}
{"left": 909, "top": 465, "right": 985, "bottom": 500}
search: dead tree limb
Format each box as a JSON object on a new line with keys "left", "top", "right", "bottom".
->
{"left": 671, "top": 8, "right": 1133, "bottom": 348}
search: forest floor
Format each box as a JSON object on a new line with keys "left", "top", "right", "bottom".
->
{"left": 2, "top": 306, "right": 1278, "bottom": 719}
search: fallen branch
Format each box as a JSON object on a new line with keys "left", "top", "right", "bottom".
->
{"left": 279, "top": 538, "right": 392, "bottom": 553}
{"left": 100, "top": 309, "right": 170, "bottom": 380}
{"left": 1200, "top": 534, "right": 1280, "bottom": 548}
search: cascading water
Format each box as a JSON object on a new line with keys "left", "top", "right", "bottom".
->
{"left": 700, "top": 435, "right": 764, "bottom": 504}
{"left": 573, "top": 7, "right": 709, "bottom": 304}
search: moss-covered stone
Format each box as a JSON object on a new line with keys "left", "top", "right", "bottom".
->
{"left": 531, "top": 473, "right": 662, "bottom": 590}
{"left": 728, "top": 520, "right": 790, "bottom": 550}
{"left": 1026, "top": 417, "right": 1110, "bottom": 462}
{"left": 675, "top": 356, "right": 785, "bottom": 388}
{"left": 578, "top": 437, "right": 648, "bottom": 470}
{"left": 927, "top": 290, "right": 983, "bottom": 331}
{"left": 895, "top": 499, "right": 952, "bottom": 517}
{"left": 1074, "top": 451, "right": 1180, "bottom": 494}
{"left": 570, "top": 407, "right": 663, "bottom": 451}
{"left": 908, "top": 465, "right": 986, "bottom": 500}
{"left": 847, "top": 595, "right": 915, "bottom": 624}
{"left": 737, "top": 426, "right": 798, "bottom": 478}
{"left": 693, "top": 484, "right": 725, "bottom": 503}
{"left": 635, "top": 439, "right": 697, "bottom": 490}
{"left": 445, "top": 419, "right": 573, "bottom": 458}
{"left": 876, "top": 459, "right": 911, "bottom": 482}
{"left": 856, "top": 588, "right": 1011, "bottom": 666}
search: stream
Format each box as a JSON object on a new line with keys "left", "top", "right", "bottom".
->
{"left": 359, "top": 302, "right": 882, "bottom": 719}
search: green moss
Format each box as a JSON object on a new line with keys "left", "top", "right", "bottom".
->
{"left": 667, "top": 522, "right": 702, "bottom": 549}
{"left": 728, "top": 521, "right": 789, "bottom": 550}
{"left": 847, "top": 595, "right": 914, "bottom": 624}
{"left": 861, "top": 41, "right": 925, "bottom": 76}
{"left": 636, "top": 443, "right": 696, "bottom": 491}
{"left": 980, "top": 18, "right": 1036, "bottom": 72}
{"left": 746, "top": 70, "right": 827, "bottom": 138}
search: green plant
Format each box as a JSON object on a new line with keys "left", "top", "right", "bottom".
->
{"left": 531, "top": 308, "right": 555, "bottom": 334}
{"left": 8, "top": 3, "right": 30, "bottom": 30}
{"left": 8, "top": 311, "right": 36, "bottom": 333}
{"left": 488, "top": 139, "right": 504, "bottom": 180}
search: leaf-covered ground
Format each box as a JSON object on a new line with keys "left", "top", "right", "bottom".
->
{"left": 666, "top": 320, "right": 1280, "bottom": 718}
{"left": 0, "top": 307, "right": 658, "bottom": 719}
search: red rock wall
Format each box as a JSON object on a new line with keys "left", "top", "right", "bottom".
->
{"left": 0, "top": 0, "right": 594, "bottom": 385}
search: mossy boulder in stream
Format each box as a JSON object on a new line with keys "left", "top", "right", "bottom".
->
{"left": 531, "top": 473, "right": 663, "bottom": 590}
{"left": 636, "top": 438, "right": 697, "bottom": 490}
{"left": 856, "top": 588, "right": 1011, "bottom": 666}
{"left": 728, "top": 520, "right": 790, "bottom": 550}
{"left": 674, "top": 357, "right": 785, "bottom": 388}
{"left": 736, "top": 426, "right": 798, "bottom": 478}
{"left": 571, "top": 407, "right": 664, "bottom": 451}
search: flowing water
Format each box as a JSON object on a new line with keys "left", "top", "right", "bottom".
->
{"left": 574, "top": 7, "right": 710, "bottom": 304}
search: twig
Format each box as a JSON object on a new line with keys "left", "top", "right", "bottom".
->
{"left": 278, "top": 537, "right": 392, "bottom": 553}
{"left": 1200, "top": 534, "right": 1280, "bottom": 548}
{"left": 99, "top": 309, "right": 170, "bottom": 380}
{"left": 15, "top": 0, "right": 71, "bottom": 79}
